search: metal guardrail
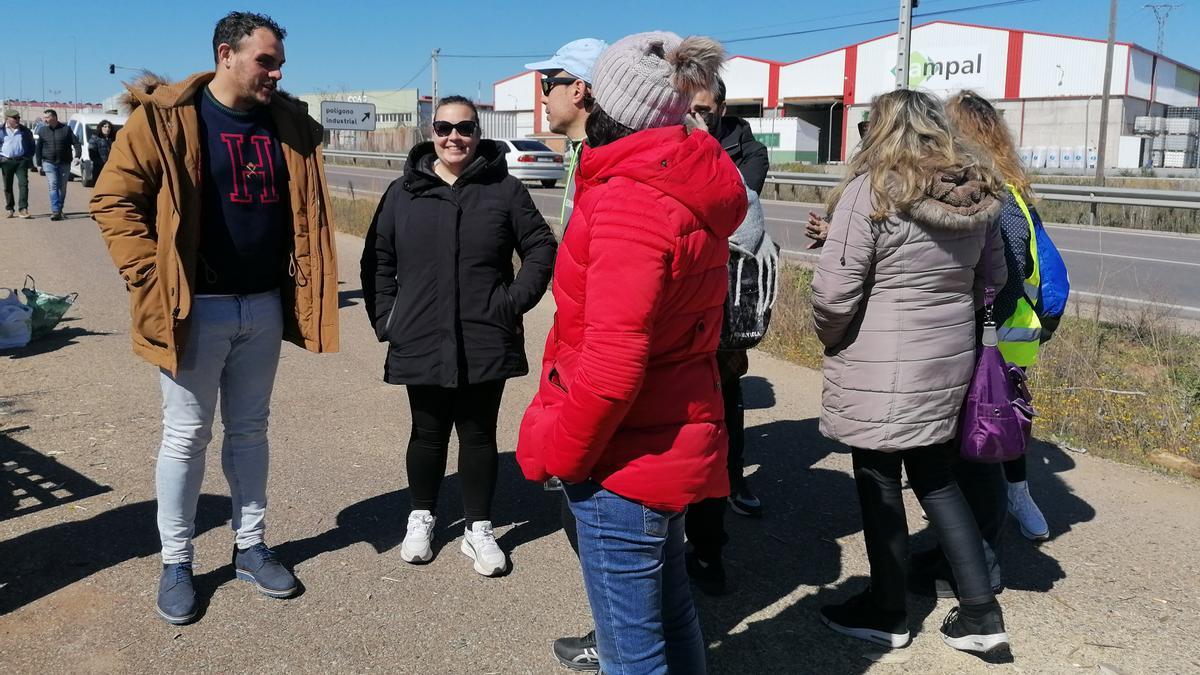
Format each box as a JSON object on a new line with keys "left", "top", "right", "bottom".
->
{"left": 326, "top": 151, "right": 1200, "bottom": 211}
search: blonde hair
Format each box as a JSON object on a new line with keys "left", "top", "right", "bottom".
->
{"left": 946, "top": 90, "right": 1033, "bottom": 202}
{"left": 826, "top": 89, "right": 1002, "bottom": 221}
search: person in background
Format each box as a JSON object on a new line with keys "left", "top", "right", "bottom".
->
{"left": 805, "top": 119, "right": 871, "bottom": 248}
{"left": 91, "top": 11, "right": 340, "bottom": 625}
{"left": 526, "top": 38, "right": 608, "bottom": 229}
{"left": 517, "top": 32, "right": 745, "bottom": 674}
{"left": 34, "top": 109, "right": 80, "bottom": 221}
{"left": 811, "top": 89, "right": 1012, "bottom": 657}
{"left": 682, "top": 75, "right": 771, "bottom": 597}
{"left": 0, "top": 110, "right": 35, "bottom": 219}
{"left": 88, "top": 120, "right": 118, "bottom": 180}
{"left": 361, "top": 95, "right": 557, "bottom": 579}
{"left": 526, "top": 36, "right": 609, "bottom": 673}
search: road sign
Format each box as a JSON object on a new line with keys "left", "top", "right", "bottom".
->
{"left": 321, "top": 101, "right": 377, "bottom": 131}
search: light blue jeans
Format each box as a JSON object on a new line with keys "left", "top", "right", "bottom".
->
{"left": 41, "top": 161, "right": 70, "bottom": 214}
{"left": 156, "top": 291, "right": 283, "bottom": 564}
{"left": 564, "top": 480, "right": 706, "bottom": 675}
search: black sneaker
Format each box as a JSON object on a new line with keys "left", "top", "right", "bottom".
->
{"left": 50, "top": 212, "right": 63, "bottom": 221}
{"left": 820, "top": 590, "right": 911, "bottom": 649}
{"left": 727, "top": 477, "right": 763, "bottom": 518}
{"left": 685, "top": 550, "right": 728, "bottom": 596}
{"left": 233, "top": 543, "right": 298, "bottom": 598}
{"left": 156, "top": 562, "right": 197, "bottom": 625}
{"left": 553, "top": 629, "right": 600, "bottom": 672}
{"left": 939, "top": 602, "right": 1011, "bottom": 657}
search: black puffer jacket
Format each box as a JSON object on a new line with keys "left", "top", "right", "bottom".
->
{"left": 361, "top": 140, "right": 558, "bottom": 387}
{"left": 34, "top": 123, "right": 80, "bottom": 165}
{"left": 89, "top": 133, "right": 115, "bottom": 167}
{"left": 715, "top": 116, "right": 769, "bottom": 195}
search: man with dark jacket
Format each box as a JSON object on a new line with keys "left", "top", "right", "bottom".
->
{"left": 34, "top": 109, "right": 80, "bottom": 220}
{"left": 0, "top": 110, "right": 36, "bottom": 218}
{"left": 90, "top": 11, "right": 340, "bottom": 626}
{"left": 682, "top": 76, "right": 772, "bottom": 596}
{"left": 688, "top": 77, "right": 769, "bottom": 194}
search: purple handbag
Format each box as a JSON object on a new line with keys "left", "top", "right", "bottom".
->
{"left": 959, "top": 244, "right": 1035, "bottom": 463}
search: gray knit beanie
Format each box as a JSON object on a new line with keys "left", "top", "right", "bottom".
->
{"left": 591, "top": 31, "right": 726, "bottom": 131}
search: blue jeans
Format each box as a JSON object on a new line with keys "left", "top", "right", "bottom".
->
{"left": 564, "top": 480, "right": 705, "bottom": 675}
{"left": 156, "top": 291, "right": 283, "bottom": 564}
{"left": 41, "top": 161, "right": 70, "bottom": 214}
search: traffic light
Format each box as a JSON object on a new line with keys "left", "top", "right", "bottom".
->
{"left": 108, "top": 64, "right": 115, "bottom": 74}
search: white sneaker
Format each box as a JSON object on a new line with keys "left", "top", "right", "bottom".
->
{"left": 1007, "top": 481, "right": 1049, "bottom": 541}
{"left": 400, "top": 510, "right": 436, "bottom": 563}
{"left": 460, "top": 521, "right": 507, "bottom": 577}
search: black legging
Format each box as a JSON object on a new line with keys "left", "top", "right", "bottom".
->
{"left": 852, "top": 442, "right": 996, "bottom": 611}
{"left": 1002, "top": 454, "right": 1026, "bottom": 483}
{"left": 406, "top": 381, "right": 505, "bottom": 522}
{"left": 683, "top": 376, "right": 744, "bottom": 560}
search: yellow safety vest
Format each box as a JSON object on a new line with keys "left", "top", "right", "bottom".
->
{"left": 560, "top": 139, "right": 583, "bottom": 226}
{"left": 998, "top": 185, "right": 1042, "bottom": 367}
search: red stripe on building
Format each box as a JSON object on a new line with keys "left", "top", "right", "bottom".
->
{"left": 767, "top": 63, "right": 781, "bottom": 109}
{"left": 841, "top": 45, "right": 857, "bottom": 161}
{"left": 533, "top": 74, "right": 543, "bottom": 134}
{"left": 1004, "top": 31, "right": 1023, "bottom": 99}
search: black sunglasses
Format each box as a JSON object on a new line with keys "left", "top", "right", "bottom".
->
{"left": 432, "top": 120, "right": 479, "bottom": 137}
{"left": 540, "top": 77, "right": 579, "bottom": 97}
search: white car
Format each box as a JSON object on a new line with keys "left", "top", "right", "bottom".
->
{"left": 495, "top": 138, "right": 564, "bottom": 188}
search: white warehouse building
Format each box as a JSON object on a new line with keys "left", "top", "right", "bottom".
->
{"left": 495, "top": 20, "right": 1200, "bottom": 167}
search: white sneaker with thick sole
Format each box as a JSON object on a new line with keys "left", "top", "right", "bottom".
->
{"left": 400, "top": 510, "right": 436, "bottom": 563}
{"left": 1007, "top": 481, "right": 1049, "bottom": 541}
{"left": 461, "top": 521, "right": 507, "bottom": 576}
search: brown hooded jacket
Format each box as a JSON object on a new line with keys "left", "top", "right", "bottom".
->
{"left": 90, "top": 71, "right": 339, "bottom": 374}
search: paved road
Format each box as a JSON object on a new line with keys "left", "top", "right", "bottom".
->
{"left": 326, "top": 163, "right": 1200, "bottom": 322}
{"left": 2, "top": 177, "right": 1200, "bottom": 673}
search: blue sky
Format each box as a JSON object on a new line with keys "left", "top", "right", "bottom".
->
{"left": 3, "top": 0, "right": 1196, "bottom": 105}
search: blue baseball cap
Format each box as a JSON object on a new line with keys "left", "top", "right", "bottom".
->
{"left": 525, "top": 38, "right": 609, "bottom": 85}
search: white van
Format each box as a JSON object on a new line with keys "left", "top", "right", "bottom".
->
{"left": 68, "top": 112, "right": 129, "bottom": 187}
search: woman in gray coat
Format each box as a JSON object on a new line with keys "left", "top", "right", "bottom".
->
{"left": 812, "top": 89, "right": 1012, "bottom": 658}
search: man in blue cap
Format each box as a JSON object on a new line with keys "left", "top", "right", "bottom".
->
{"left": 524, "top": 37, "right": 607, "bottom": 672}
{"left": 525, "top": 37, "right": 607, "bottom": 229}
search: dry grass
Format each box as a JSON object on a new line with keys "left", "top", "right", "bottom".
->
{"left": 330, "top": 195, "right": 379, "bottom": 238}
{"left": 757, "top": 264, "right": 1200, "bottom": 468}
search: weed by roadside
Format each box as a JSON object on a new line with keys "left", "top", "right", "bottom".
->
{"left": 757, "top": 264, "right": 1200, "bottom": 468}
{"left": 331, "top": 195, "right": 378, "bottom": 238}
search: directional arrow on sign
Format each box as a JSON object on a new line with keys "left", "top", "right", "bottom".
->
{"left": 362, "top": 112, "right": 370, "bottom": 122}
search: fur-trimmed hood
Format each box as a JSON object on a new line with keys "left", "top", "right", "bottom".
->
{"left": 906, "top": 168, "right": 1001, "bottom": 231}
{"left": 119, "top": 71, "right": 305, "bottom": 114}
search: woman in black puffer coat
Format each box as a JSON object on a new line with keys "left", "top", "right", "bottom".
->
{"left": 361, "top": 96, "right": 557, "bottom": 578}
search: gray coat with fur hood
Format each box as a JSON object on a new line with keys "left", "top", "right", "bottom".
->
{"left": 812, "top": 170, "right": 1007, "bottom": 451}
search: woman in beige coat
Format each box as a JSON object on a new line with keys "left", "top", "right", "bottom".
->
{"left": 812, "top": 89, "right": 1012, "bottom": 657}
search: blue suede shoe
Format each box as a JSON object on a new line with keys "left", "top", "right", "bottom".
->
{"left": 156, "top": 562, "right": 197, "bottom": 625}
{"left": 233, "top": 543, "right": 298, "bottom": 598}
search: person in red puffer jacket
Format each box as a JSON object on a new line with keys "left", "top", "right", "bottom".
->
{"left": 517, "top": 31, "right": 747, "bottom": 674}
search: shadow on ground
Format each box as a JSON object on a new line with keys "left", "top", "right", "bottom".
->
{"left": 1, "top": 326, "right": 110, "bottom": 359}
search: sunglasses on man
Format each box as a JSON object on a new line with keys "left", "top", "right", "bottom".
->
{"left": 540, "top": 77, "right": 579, "bottom": 97}
{"left": 432, "top": 120, "right": 479, "bottom": 137}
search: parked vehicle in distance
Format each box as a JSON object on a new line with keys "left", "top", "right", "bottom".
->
{"left": 494, "top": 138, "right": 564, "bottom": 188}
{"left": 68, "top": 112, "right": 129, "bottom": 187}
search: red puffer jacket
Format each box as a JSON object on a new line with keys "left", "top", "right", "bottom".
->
{"left": 516, "top": 126, "right": 748, "bottom": 511}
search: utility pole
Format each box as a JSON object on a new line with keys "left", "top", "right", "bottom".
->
{"left": 1145, "top": 4, "right": 1181, "bottom": 53}
{"left": 72, "top": 36, "right": 78, "bottom": 103}
{"left": 431, "top": 48, "right": 440, "bottom": 107}
{"left": 1095, "top": 0, "right": 1118, "bottom": 185}
{"left": 895, "top": 0, "right": 917, "bottom": 89}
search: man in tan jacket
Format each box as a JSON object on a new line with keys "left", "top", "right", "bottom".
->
{"left": 91, "top": 11, "right": 338, "bottom": 625}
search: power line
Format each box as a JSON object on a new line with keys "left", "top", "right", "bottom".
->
{"left": 398, "top": 59, "right": 431, "bottom": 90}
{"left": 723, "top": 0, "right": 1044, "bottom": 45}
{"left": 1144, "top": 4, "right": 1182, "bottom": 54}
{"left": 441, "top": 53, "right": 546, "bottom": 59}
{"left": 715, "top": 0, "right": 958, "bottom": 39}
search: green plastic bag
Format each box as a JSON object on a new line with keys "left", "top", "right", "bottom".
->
{"left": 20, "top": 275, "right": 77, "bottom": 340}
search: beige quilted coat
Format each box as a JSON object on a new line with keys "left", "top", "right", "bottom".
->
{"left": 812, "top": 171, "right": 1007, "bottom": 451}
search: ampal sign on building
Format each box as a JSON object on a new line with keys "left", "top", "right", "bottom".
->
{"left": 320, "top": 101, "right": 377, "bottom": 131}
